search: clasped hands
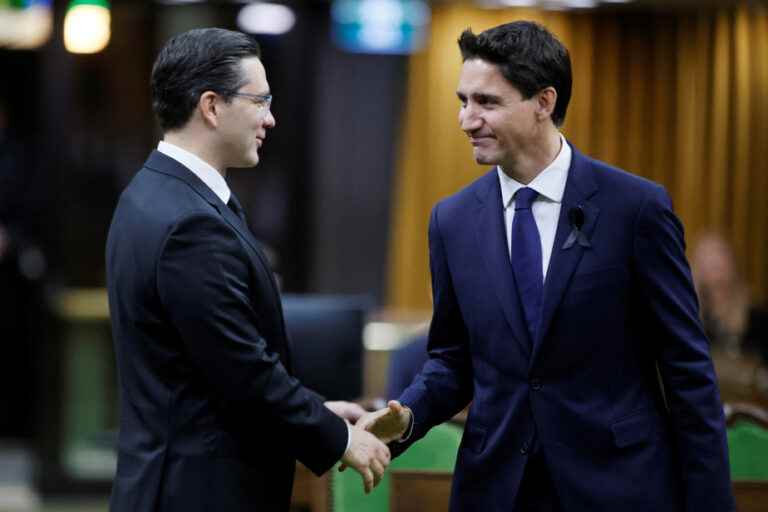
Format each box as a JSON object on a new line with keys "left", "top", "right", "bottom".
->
{"left": 324, "top": 400, "right": 412, "bottom": 494}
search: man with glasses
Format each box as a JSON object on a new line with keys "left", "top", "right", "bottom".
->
{"left": 106, "top": 28, "right": 390, "bottom": 512}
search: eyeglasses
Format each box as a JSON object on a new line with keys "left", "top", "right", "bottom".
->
{"left": 231, "top": 92, "right": 273, "bottom": 111}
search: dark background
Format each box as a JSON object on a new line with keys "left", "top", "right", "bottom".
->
{"left": 1, "top": 0, "right": 406, "bottom": 301}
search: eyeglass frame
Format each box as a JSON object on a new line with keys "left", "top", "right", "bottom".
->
{"left": 230, "top": 92, "right": 273, "bottom": 111}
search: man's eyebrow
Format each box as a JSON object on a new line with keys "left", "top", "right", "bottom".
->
{"left": 474, "top": 92, "right": 501, "bottom": 102}
{"left": 456, "top": 91, "right": 502, "bottom": 103}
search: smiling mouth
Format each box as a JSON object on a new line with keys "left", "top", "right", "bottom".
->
{"left": 470, "top": 136, "right": 493, "bottom": 146}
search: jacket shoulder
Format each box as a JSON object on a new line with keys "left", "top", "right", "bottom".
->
{"left": 433, "top": 168, "right": 496, "bottom": 220}
{"left": 115, "top": 166, "right": 219, "bottom": 229}
{"left": 587, "top": 156, "right": 664, "bottom": 197}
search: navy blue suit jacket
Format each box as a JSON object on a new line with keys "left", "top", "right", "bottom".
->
{"left": 106, "top": 151, "right": 347, "bottom": 512}
{"left": 398, "top": 145, "right": 735, "bottom": 511}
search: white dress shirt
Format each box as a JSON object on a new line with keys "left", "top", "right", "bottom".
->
{"left": 157, "top": 140, "right": 352, "bottom": 455}
{"left": 157, "top": 141, "right": 231, "bottom": 204}
{"left": 402, "top": 138, "right": 572, "bottom": 445}
{"left": 498, "top": 134, "right": 572, "bottom": 281}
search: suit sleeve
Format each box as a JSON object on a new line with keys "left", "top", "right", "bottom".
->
{"left": 156, "top": 212, "right": 347, "bottom": 475}
{"left": 397, "top": 204, "right": 474, "bottom": 452}
{"left": 633, "top": 186, "right": 735, "bottom": 511}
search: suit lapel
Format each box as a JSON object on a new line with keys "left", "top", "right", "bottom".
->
{"left": 144, "top": 151, "right": 266, "bottom": 255}
{"left": 475, "top": 171, "right": 534, "bottom": 357}
{"left": 144, "top": 150, "right": 286, "bottom": 324}
{"left": 530, "top": 147, "right": 599, "bottom": 366}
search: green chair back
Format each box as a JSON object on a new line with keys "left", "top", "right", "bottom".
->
{"left": 331, "top": 422, "right": 463, "bottom": 511}
{"left": 728, "top": 419, "right": 768, "bottom": 480}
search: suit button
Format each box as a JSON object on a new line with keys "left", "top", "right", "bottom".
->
{"left": 531, "top": 378, "right": 542, "bottom": 391}
{"left": 520, "top": 442, "right": 529, "bottom": 455}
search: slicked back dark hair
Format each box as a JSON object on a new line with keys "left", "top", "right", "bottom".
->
{"left": 151, "top": 28, "right": 261, "bottom": 132}
{"left": 458, "top": 21, "right": 572, "bottom": 126}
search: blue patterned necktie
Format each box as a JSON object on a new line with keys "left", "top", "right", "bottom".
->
{"left": 511, "top": 187, "right": 543, "bottom": 345}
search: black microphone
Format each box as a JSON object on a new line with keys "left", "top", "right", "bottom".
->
{"left": 568, "top": 206, "right": 585, "bottom": 230}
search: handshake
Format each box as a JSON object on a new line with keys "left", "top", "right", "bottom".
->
{"left": 324, "top": 400, "right": 412, "bottom": 494}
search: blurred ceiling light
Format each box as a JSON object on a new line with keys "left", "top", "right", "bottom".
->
{"left": 0, "top": 0, "right": 53, "bottom": 50}
{"left": 332, "top": 0, "right": 430, "bottom": 54}
{"left": 237, "top": 2, "right": 295, "bottom": 35}
{"left": 358, "top": 0, "right": 403, "bottom": 49}
{"left": 558, "top": 0, "right": 598, "bottom": 7}
{"left": 361, "top": 0, "right": 404, "bottom": 24}
{"left": 499, "top": 0, "right": 539, "bottom": 6}
{"left": 155, "top": 0, "right": 206, "bottom": 4}
{"left": 64, "top": 0, "right": 111, "bottom": 54}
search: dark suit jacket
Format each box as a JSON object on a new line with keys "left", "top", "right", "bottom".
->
{"left": 106, "top": 151, "right": 347, "bottom": 512}
{"left": 398, "top": 145, "right": 735, "bottom": 512}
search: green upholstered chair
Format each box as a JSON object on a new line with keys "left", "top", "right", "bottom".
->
{"left": 726, "top": 403, "right": 768, "bottom": 512}
{"left": 331, "top": 422, "right": 463, "bottom": 511}
{"left": 726, "top": 403, "right": 768, "bottom": 480}
{"left": 729, "top": 421, "right": 768, "bottom": 479}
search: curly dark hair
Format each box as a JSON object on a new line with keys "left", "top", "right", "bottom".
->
{"left": 458, "top": 21, "right": 572, "bottom": 126}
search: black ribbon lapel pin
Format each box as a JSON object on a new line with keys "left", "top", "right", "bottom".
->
{"left": 562, "top": 205, "right": 591, "bottom": 250}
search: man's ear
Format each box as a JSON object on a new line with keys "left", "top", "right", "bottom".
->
{"left": 535, "top": 87, "right": 558, "bottom": 123}
{"left": 198, "top": 91, "right": 220, "bottom": 128}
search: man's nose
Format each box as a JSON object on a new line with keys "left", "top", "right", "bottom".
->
{"left": 264, "top": 109, "right": 276, "bottom": 128}
{"left": 459, "top": 105, "right": 481, "bottom": 132}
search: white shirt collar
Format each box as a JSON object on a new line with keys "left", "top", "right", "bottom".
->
{"left": 498, "top": 133, "right": 571, "bottom": 208}
{"left": 157, "top": 140, "right": 231, "bottom": 204}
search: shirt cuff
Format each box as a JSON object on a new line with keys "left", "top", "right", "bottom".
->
{"left": 345, "top": 421, "right": 352, "bottom": 453}
{"left": 397, "top": 407, "right": 415, "bottom": 443}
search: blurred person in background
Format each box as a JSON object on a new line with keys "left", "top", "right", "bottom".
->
{"left": 691, "top": 232, "right": 768, "bottom": 402}
{"left": 692, "top": 232, "right": 768, "bottom": 361}
{"left": 106, "top": 28, "right": 389, "bottom": 512}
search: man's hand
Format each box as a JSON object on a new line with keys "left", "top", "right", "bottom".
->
{"left": 324, "top": 400, "right": 367, "bottom": 424}
{"left": 357, "top": 400, "right": 411, "bottom": 443}
{"left": 340, "top": 426, "right": 391, "bottom": 494}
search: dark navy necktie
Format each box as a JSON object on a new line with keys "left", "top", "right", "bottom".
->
{"left": 227, "top": 193, "right": 247, "bottom": 223}
{"left": 511, "top": 187, "right": 543, "bottom": 345}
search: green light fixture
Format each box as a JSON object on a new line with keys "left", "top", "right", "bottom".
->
{"left": 64, "top": 0, "right": 111, "bottom": 54}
